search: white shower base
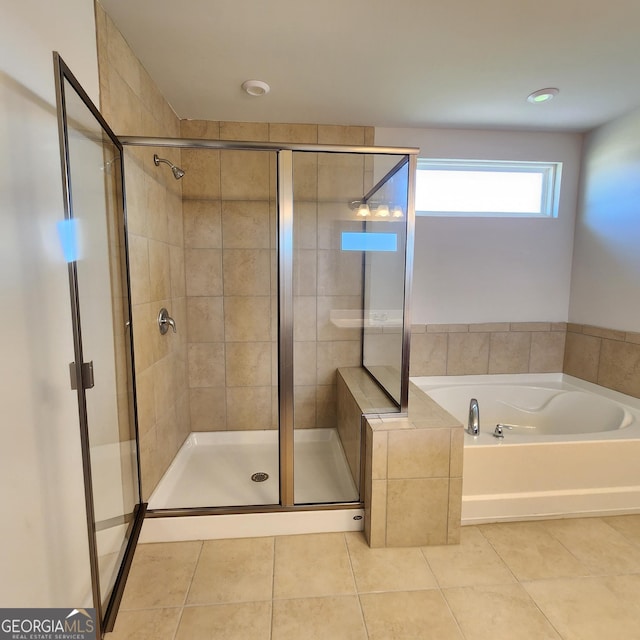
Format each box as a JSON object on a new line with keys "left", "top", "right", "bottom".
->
{"left": 148, "top": 428, "right": 359, "bottom": 509}
{"left": 142, "top": 428, "right": 363, "bottom": 542}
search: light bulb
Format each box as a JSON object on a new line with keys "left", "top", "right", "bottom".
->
{"left": 391, "top": 206, "right": 403, "bottom": 218}
{"left": 527, "top": 88, "right": 559, "bottom": 104}
{"left": 376, "top": 204, "right": 390, "bottom": 218}
{"left": 356, "top": 203, "right": 371, "bottom": 217}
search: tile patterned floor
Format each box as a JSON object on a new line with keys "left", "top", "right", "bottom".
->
{"left": 106, "top": 515, "right": 640, "bottom": 639}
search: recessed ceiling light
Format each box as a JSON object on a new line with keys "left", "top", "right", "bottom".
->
{"left": 242, "top": 80, "right": 270, "bottom": 97}
{"left": 527, "top": 88, "right": 559, "bottom": 104}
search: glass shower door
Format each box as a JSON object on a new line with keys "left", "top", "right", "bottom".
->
{"left": 290, "top": 151, "right": 367, "bottom": 505}
{"left": 289, "top": 150, "right": 413, "bottom": 505}
{"left": 54, "top": 54, "right": 143, "bottom": 634}
{"left": 361, "top": 156, "right": 412, "bottom": 407}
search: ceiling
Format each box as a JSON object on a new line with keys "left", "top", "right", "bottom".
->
{"left": 100, "top": 0, "right": 640, "bottom": 132}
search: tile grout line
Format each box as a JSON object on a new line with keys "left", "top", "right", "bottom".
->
{"left": 535, "top": 519, "right": 597, "bottom": 576}
{"left": 601, "top": 518, "right": 640, "bottom": 549}
{"left": 270, "top": 535, "right": 276, "bottom": 640}
{"left": 168, "top": 606, "right": 183, "bottom": 640}
{"left": 183, "top": 540, "right": 205, "bottom": 605}
{"left": 384, "top": 430, "right": 389, "bottom": 547}
{"left": 418, "top": 545, "right": 445, "bottom": 591}
{"left": 170, "top": 539, "right": 204, "bottom": 640}
{"left": 475, "top": 525, "right": 575, "bottom": 640}
{"left": 554, "top": 517, "right": 640, "bottom": 578}
{"left": 518, "top": 578, "right": 570, "bottom": 640}
{"left": 440, "top": 525, "right": 566, "bottom": 640}
{"left": 343, "top": 532, "right": 370, "bottom": 639}
{"left": 475, "top": 525, "right": 522, "bottom": 585}
{"left": 437, "top": 585, "right": 470, "bottom": 640}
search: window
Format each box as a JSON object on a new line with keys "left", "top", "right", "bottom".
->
{"left": 415, "top": 159, "right": 562, "bottom": 218}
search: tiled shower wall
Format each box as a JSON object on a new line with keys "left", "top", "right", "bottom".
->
{"left": 96, "top": 3, "right": 189, "bottom": 499}
{"left": 96, "top": 3, "right": 374, "bottom": 493}
{"left": 181, "top": 121, "right": 374, "bottom": 431}
{"left": 180, "top": 120, "right": 278, "bottom": 430}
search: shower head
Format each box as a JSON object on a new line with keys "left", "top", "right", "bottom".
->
{"left": 171, "top": 165, "right": 185, "bottom": 180}
{"left": 153, "top": 154, "right": 185, "bottom": 180}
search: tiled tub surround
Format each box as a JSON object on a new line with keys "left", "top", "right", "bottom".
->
{"left": 410, "top": 321, "right": 640, "bottom": 401}
{"left": 338, "top": 369, "right": 463, "bottom": 548}
{"left": 415, "top": 374, "right": 640, "bottom": 524}
{"left": 410, "top": 322, "right": 567, "bottom": 377}
{"left": 564, "top": 323, "right": 640, "bottom": 399}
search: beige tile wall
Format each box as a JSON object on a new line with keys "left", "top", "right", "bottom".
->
{"left": 410, "top": 320, "right": 640, "bottom": 400}
{"left": 96, "top": 3, "right": 375, "bottom": 491}
{"left": 180, "top": 122, "right": 277, "bottom": 431}
{"left": 295, "top": 128, "right": 372, "bottom": 431}
{"left": 181, "top": 121, "right": 373, "bottom": 431}
{"left": 96, "top": 3, "right": 189, "bottom": 499}
{"left": 358, "top": 381, "right": 463, "bottom": 547}
{"left": 564, "top": 324, "right": 640, "bottom": 398}
{"left": 410, "top": 319, "right": 640, "bottom": 398}
{"left": 336, "top": 373, "right": 365, "bottom": 491}
{"left": 336, "top": 368, "right": 462, "bottom": 548}
{"left": 410, "top": 322, "right": 567, "bottom": 377}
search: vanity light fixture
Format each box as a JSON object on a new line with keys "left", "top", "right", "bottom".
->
{"left": 242, "top": 80, "right": 270, "bottom": 96}
{"left": 356, "top": 203, "right": 371, "bottom": 217}
{"left": 349, "top": 199, "right": 403, "bottom": 220}
{"left": 527, "top": 87, "right": 559, "bottom": 104}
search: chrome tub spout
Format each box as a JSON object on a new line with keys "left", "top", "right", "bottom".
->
{"left": 468, "top": 398, "right": 480, "bottom": 435}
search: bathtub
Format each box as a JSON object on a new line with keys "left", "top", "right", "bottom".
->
{"left": 412, "top": 373, "right": 640, "bottom": 524}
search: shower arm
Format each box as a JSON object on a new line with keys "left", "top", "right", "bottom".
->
{"left": 153, "top": 154, "right": 185, "bottom": 179}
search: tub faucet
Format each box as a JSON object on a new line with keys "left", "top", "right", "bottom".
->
{"left": 493, "top": 424, "right": 513, "bottom": 438}
{"left": 468, "top": 398, "right": 480, "bottom": 435}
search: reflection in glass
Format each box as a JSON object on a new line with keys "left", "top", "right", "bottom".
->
{"left": 291, "top": 151, "right": 367, "bottom": 504}
{"left": 362, "top": 157, "right": 410, "bottom": 406}
{"left": 63, "top": 78, "right": 140, "bottom": 610}
{"left": 290, "top": 152, "right": 412, "bottom": 504}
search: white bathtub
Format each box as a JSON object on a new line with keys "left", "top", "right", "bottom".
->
{"left": 412, "top": 373, "right": 640, "bottom": 524}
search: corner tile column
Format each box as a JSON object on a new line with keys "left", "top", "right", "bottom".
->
{"left": 365, "top": 411, "right": 463, "bottom": 547}
{"left": 338, "top": 367, "right": 463, "bottom": 548}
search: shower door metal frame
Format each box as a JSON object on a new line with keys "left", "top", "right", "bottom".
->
{"left": 120, "top": 135, "right": 419, "bottom": 515}
{"left": 277, "top": 150, "right": 295, "bottom": 507}
{"left": 53, "top": 53, "right": 146, "bottom": 637}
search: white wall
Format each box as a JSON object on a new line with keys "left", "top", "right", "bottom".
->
{"left": 0, "top": 0, "right": 99, "bottom": 607}
{"left": 568, "top": 107, "right": 640, "bottom": 333}
{"left": 376, "top": 127, "right": 583, "bottom": 324}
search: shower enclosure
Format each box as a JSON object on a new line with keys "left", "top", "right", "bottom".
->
{"left": 119, "top": 138, "right": 417, "bottom": 516}
{"left": 54, "top": 51, "right": 415, "bottom": 637}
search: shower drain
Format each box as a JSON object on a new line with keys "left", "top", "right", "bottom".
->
{"left": 251, "top": 472, "right": 269, "bottom": 482}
